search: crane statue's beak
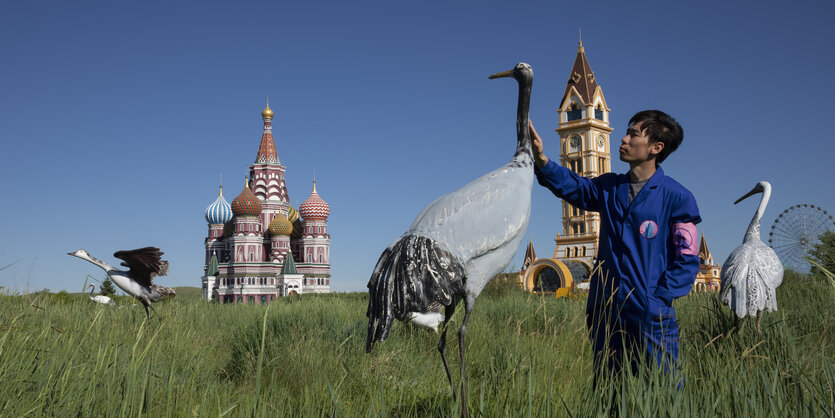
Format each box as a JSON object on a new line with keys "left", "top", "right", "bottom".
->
{"left": 489, "top": 69, "right": 513, "bottom": 79}
{"left": 734, "top": 184, "right": 765, "bottom": 205}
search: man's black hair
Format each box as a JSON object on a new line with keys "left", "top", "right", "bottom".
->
{"left": 628, "top": 110, "right": 683, "bottom": 164}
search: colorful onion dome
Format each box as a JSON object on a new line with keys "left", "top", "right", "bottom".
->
{"left": 286, "top": 205, "right": 300, "bottom": 223}
{"left": 299, "top": 181, "right": 330, "bottom": 221}
{"left": 205, "top": 186, "right": 233, "bottom": 224}
{"left": 261, "top": 102, "right": 274, "bottom": 119}
{"left": 269, "top": 213, "right": 293, "bottom": 236}
{"left": 231, "top": 181, "right": 263, "bottom": 216}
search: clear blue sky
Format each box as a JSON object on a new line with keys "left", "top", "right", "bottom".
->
{"left": 1, "top": 1, "right": 833, "bottom": 293}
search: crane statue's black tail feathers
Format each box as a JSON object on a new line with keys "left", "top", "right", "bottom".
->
{"left": 366, "top": 235, "right": 465, "bottom": 353}
{"left": 151, "top": 285, "right": 176, "bottom": 300}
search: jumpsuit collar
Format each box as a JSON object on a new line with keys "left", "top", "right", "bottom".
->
{"left": 618, "top": 165, "right": 665, "bottom": 213}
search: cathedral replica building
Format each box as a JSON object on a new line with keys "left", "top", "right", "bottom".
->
{"left": 201, "top": 104, "right": 331, "bottom": 303}
{"left": 522, "top": 41, "right": 612, "bottom": 294}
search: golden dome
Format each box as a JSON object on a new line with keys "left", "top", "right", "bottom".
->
{"left": 261, "top": 102, "right": 274, "bottom": 119}
{"left": 268, "top": 213, "right": 293, "bottom": 236}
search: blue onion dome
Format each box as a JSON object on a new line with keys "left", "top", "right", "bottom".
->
{"left": 205, "top": 186, "right": 233, "bottom": 224}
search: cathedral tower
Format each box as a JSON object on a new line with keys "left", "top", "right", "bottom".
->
{"left": 250, "top": 102, "right": 291, "bottom": 242}
{"left": 553, "top": 40, "right": 613, "bottom": 264}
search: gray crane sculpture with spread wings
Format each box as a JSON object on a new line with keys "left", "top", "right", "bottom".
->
{"left": 69, "top": 247, "right": 175, "bottom": 319}
{"left": 720, "top": 181, "right": 784, "bottom": 333}
{"left": 366, "top": 62, "right": 534, "bottom": 416}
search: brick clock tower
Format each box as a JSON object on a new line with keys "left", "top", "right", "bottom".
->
{"left": 552, "top": 40, "right": 613, "bottom": 265}
{"left": 522, "top": 41, "right": 612, "bottom": 294}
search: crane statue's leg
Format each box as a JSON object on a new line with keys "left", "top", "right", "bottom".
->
{"left": 438, "top": 300, "right": 458, "bottom": 400}
{"left": 756, "top": 312, "right": 762, "bottom": 335}
{"left": 458, "top": 294, "right": 475, "bottom": 418}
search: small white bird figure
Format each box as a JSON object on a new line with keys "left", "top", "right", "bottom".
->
{"left": 366, "top": 62, "right": 535, "bottom": 416}
{"left": 87, "top": 283, "right": 115, "bottom": 307}
{"left": 720, "top": 181, "right": 784, "bottom": 333}
{"left": 68, "top": 247, "right": 175, "bottom": 319}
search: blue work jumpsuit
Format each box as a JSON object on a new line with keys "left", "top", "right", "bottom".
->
{"left": 535, "top": 160, "right": 701, "bottom": 375}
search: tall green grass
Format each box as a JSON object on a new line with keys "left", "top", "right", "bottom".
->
{"left": 0, "top": 272, "right": 832, "bottom": 416}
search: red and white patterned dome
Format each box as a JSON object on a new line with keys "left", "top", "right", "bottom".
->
{"left": 299, "top": 182, "right": 329, "bottom": 221}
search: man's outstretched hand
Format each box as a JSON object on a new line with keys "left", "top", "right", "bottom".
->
{"left": 529, "top": 119, "right": 549, "bottom": 169}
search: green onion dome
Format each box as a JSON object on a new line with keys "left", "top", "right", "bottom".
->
{"left": 231, "top": 183, "right": 262, "bottom": 216}
{"left": 286, "top": 205, "right": 300, "bottom": 223}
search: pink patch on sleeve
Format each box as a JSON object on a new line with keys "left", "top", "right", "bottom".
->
{"left": 672, "top": 222, "right": 698, "bottom": 256}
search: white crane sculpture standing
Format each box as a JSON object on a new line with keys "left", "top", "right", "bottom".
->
{"left": 68, "top": 247, "right": 175, "bottom": 319}
{"left": 366, "top": 62, "right": 534, "bottom": 416}
{"left": 87, "top": 283, "right": 115, "bottom": 307}
{"left": 720, "top": 181, "right": 784, "bottom": 333}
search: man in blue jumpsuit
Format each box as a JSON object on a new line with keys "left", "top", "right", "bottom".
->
{"left": 530, "top": 110, "right": 700, "bottom": 377}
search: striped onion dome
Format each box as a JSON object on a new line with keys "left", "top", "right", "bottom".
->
{"left": 268, "top": 213, "right": 293, "bottom": 236}
{"left": 205, "top": 186, "right": 233, "bottom": 224}
{"left": 286, "top": 205, "right": 300, "bottom": 223}
{"left": 299, "top": 181, "right": 330, "bottom": 221}
{"left": 231, "top": 182, "right": 262, "bottom": 216}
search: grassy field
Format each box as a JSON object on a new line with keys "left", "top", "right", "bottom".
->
{"left": 0, "top": 272, "right": 832, "bottom": 416}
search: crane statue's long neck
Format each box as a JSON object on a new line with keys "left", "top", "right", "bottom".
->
{"left": 80, "top": 252, "right": 115, "bottom": 272}
{"left": 512, "top": 78, "right": 533, "bottom": 166}
{"left": 744, "top": 186, "right": 770, "bottom": 243}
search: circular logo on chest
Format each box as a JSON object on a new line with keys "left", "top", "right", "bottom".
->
{"left": 639, "top": 220, "right": 658, "bottom": 239}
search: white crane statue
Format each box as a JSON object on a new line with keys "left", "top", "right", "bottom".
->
{"left": 720, "top": 181, "right": 784, "bottom": 333}
{"left": 366, "top": 62, "right": 534, "bottom": 416}
{"left": 87, "top": 283, "right": 115, "bottom": 307}
{"left": 68, "top": 247, "right": 175, "bottom": 320}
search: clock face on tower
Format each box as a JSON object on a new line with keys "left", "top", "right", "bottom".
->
{"left": 597, "top": 136, "right": 606, "bottom": 151}
{"left": 569, "top": 135, "right": 581, "bottom": 151}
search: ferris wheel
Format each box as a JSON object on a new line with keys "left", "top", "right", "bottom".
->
{"left": 768, "top": 204, "right": 835, "bottom": 273}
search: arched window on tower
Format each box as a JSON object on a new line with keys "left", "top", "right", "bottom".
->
{"left": 569, "top": 159, "right": 583, "bottom": 174}
{"left": 595, "top": 104, "right": 604, "bottom": 120}
{"left": 567, "top": 103, "right": 582, "bottom": 121}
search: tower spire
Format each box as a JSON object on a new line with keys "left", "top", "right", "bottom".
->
{"left": 256, "top": 102, "right": 279, "bottom": 164}
{"left": 561, "top": 38, "right": 598, "bottom": 106}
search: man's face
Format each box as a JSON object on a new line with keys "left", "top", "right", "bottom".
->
{"left": 618, "top": 121, "right": 663, "bottom": 164}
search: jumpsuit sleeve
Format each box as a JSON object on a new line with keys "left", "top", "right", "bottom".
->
{"left": 655, "top": 190, "right": 702, "bottom": 304}
{"left": 534, "top": 159, "right": 602, "bottom": 212}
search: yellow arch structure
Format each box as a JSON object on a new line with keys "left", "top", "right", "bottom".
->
{"left": 524, "top": 258, "right": 574, "bottom": 294}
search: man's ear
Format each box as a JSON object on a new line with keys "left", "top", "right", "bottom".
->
{"left": 649, "top": 141, "right": 664, "bottom": 157}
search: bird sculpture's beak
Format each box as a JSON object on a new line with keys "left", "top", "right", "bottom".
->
{"left": 489, "top": 69, "right": 513, "bottom": 79}
{"left": 734, "top": 184, "right": 764, "bottom": 205}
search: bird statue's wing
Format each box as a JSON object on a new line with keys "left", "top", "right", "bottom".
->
{"left": 720, "top": 242, "right": 783, "bottom": 317}
{"left": 114, "top": 247, "right": 169, "bottom": 287}
{"left": 408, "top": 163, "right": 533, "bottom": 267}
